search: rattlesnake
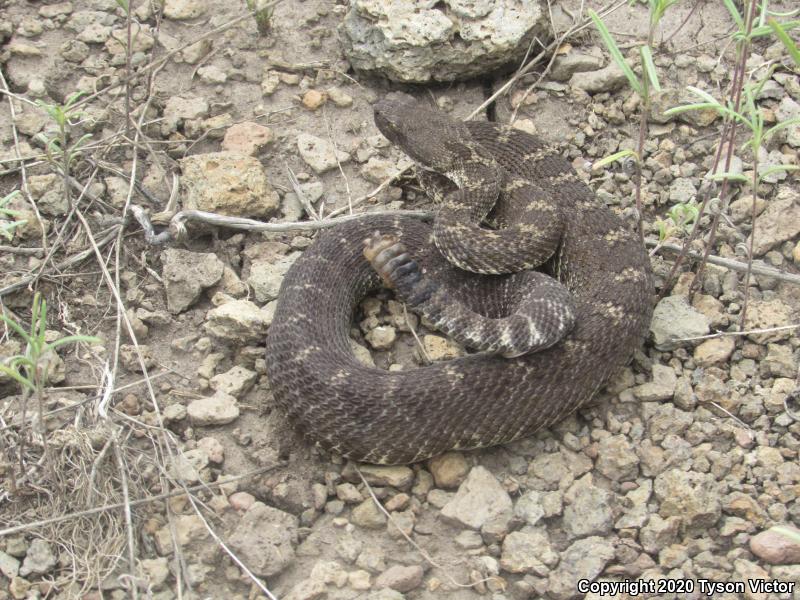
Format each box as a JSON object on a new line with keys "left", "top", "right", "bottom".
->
{"left": 265, "top": 96, "right": 653, "bottom": 465}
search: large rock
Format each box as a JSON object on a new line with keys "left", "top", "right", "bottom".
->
{"left": 649, "top": 295, "right": 709, "bottom": 350}
{"left": 654, "top": 469, "right": 721, "bottom": 532}
{"left": 748, "top": 189, "right": 800, "bottom": 256}
{"left": 179, "top": 152, "right": 279, "bottom": 218}
{"left": 441, "top": 466, "right": 512, "bottom": 530}
{"left": 750, "top": 526, "right": 800, "bottom": 565}
{"left": 229, "top": 502, "right": 299, "bottom": 578}
{"left": 161, "top": 249, "right": 224, "bottom": 314}
{"left": 339, "top": 0, "right": 549, "bottom": 83}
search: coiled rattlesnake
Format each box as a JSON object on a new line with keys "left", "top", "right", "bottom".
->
{"left": 265, "top": 97, "right": 652, "bottom": 464}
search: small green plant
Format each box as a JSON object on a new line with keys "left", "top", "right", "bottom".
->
{"left": 0, "top": 190, "right": 27, "bottom": 241}
{"left": 650, "top": 200, "right": 699, "bottom": 255}
{"left": 589, "top": 0, "right": 679, "bottom": 242}
{"left": 247, "top": 0, "right": 275, "bottom": 35}
{"left": 35, "top": 91, "right": 93, "bottom": 169}
{"left": 0, "top": 292, "right": 99, "bottom": 490}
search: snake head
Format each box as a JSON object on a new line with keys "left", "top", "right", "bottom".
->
{"left": 373, "top": 96, "right": 472, "bottom": 173}
{"left": 363, "top": 231, "right": 418, "bottom": 290}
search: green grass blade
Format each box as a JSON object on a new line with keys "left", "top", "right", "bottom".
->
{"left": 592, "top": 149, "right": 637, "bottom": 170}
{"left": 49, "top": 335, "right": 101, "bottom": 351}
{"left": 588, "top": 9, "right": 642, "bottom": 96}
{"left": 0, "top": 313, "right": 33, "bottom": 344}
{"left": 722, "top": 0, "right": 745, "bottom": 30}
{"left": 641, "top": 45, "right": 661, "bottom": 92}
{"left": 708, "top": 172, "right": 749, "bottom": 183}
{"left": 0, "top": 366, "right": 36, "bottom": 391}
{"left": 768, "top": 18, "right": 800, "bottom": 64}
{"left": 758, "top": 165, "right": 799, "bottom": 181}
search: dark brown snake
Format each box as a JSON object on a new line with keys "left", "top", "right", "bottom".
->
{"left": 265, "top": 97, "right": 653, "bottom": 465}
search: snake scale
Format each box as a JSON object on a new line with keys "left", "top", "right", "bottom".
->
{"left": 265, "top": 96, "right": 653, "bottom": 465}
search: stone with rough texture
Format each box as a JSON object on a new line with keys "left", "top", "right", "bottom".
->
{"left": 179, "top": 152, "right": 279, "bottom": 218}
{"left": 204, "top": 299, "right": 273, "bottom": 343}
{"left": 499, "top": 527, "right": 557, "bottom": 574}
{"left": 209, "top": 366, "right": 258, "bottom": 399}
{"left": 0, "top": 551, "right": 20, "bottom": 578}
{"left": 441, "top": 466, "right": 512, "bottom": 530}
{"left": 654, "top": 469, "right": 721, "bottom": 532}
{"left": 229, "top": 502, "right": 299, "bottom": 577}
{"left": 632, "top": 364, "right": 677, "bottom": 402}
{"left": 19, "top": 539, "right": 57, "bottom": 577}
{"left": 247, "top": 254, "right": 301, "bottom": 303}
{"left": 595, "top": 435, "right": 639, "bottom": 481}
{"left": 563, "top": 475, "right": 615, "bottom": 538}
{"left": 694, "top": 336, "right": 736, "bottom": 367}
{"left": 339, "top": 0, "right": 548, "bottom": 83}
{"left": 748, "top": 190, "right": 800, "bottom": 256}
{"left": 547, "top": 537, "right": 615, "bottom": 600}
{"left": 187, "top": 391, "right": 240, "bottom": 425}
{"left": 744, "top": 299, "right": 794, "bottom": 344}
{"left": 161, "top": 249, "right": 224, "bottom": 314}
{"left": 351, "top": 499, "right": 387, "bottom": 529}
{"left": 649, "top": 295, "right": 710, "bottom": 350}
{"left": 297, "top": 133, "right": 351, "bottom": 174}
{"left": 222, "top": 122, "right": 273, "bottom": 156}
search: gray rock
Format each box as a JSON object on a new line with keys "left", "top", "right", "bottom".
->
{"left": 441, "top": 466, "right": 512, "bottom": 530}
{"left": 187, "top": 391, "right": 240, "bottom": 426}
{"left": 204, "top": 299, "right": 272, "bottom": 343}
{"left": 374, "top": 564, "right": 423, "bottom": 592}
{"left": 748, "top": 189, "right": 800, "bottom": 256}
{"left": 297, "top": 133, "right": 351, "bottom": 174}
{"left": 513, "top": 490, "right": 545, "bottom": 526}
{"left": 19, "top": 539, "right": 57, "bottom": 577}
{"left": 547, "top": 537, "right": 615, "bottom": 600}
{"left": 247, "top": 253, "right": 300, "bottom": 303}
{"left": 563, "top": 474, "right": 616, "bottom": 538}
{"left": 654, "top": 469, "right": 721, "bottom": 532}
{"left": 161, "top": 249, "right": 224, "bottom": 314}
{"left": 615, "top": 479, "right": 652, "bottom": 529}
{"left": 209, "top": 365, "right": 258, "bottom": 399}
{"left": 549, "top": 50, "right": 604, "bottom": 81}
{"left": 640, "top": 514, "right": 680, "bottom": 554}
{"left": 595, "top": 434, "right": 639, "bottom": 481}
{"left": 229, "top": 502, "right": 299, "bottom": 578}
{"left": 339, "top": 0, "right": 549, "bottom": 83}
{"left": 569, "top": 61, "right": 627, "bottom": 93}
{"left": 179, "top": 152, "right": 279, "bottom": 218}
{"left": 499, "top": 527, "right": 557, "bottom": 575}
{"left": 632, "top": 364, "right": 677, "bottom": 402}
{"left": 0, "top": 550, "right": 20, "bottom": 578}
{"left": 775, "top": 95, "right": 800, "bottom": 147}
{"left": 649, "top": 295, "right": 710, "bottom": 350}
{"left": 351, "top": 499, "right": 387, "bottom": 529}
{"left": 668, "top": 177, "right": 696, "bottom": 203}
{"left": 163, "top": 95, "right": 209, "bottom": 131}
{"left": 744, "top": 299, "right": 794, "bottom": 344}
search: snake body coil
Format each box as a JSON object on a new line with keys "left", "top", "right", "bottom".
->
{"left": 265, "top": 98, "right": 652, "bottom": 464}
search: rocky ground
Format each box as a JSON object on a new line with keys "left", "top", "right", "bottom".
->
{"left": 0, "top": 0, "right": 800, "bottom": 599}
